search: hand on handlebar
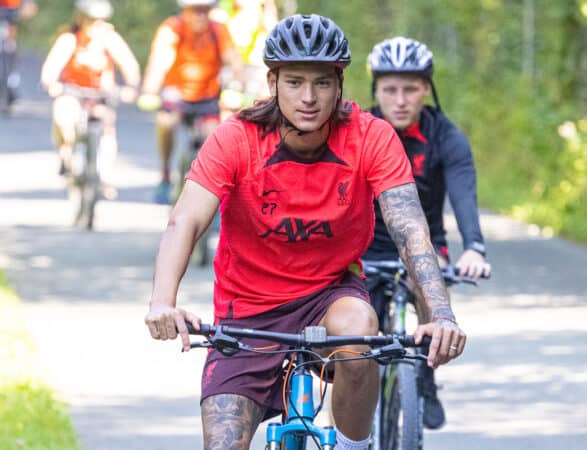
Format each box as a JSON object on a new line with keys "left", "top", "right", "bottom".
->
{"left": 137, "top": 93, "right": 161, "bottom": 112}
{"left": 144, "top": 303, "right": 201, "bottom": 352}
{"left": 119, "top": 85, "right": 138, "bottom": 104}
{"left": 45, "top": 82, "right": 64, "bottom": 98}
{"left": 455, "top": 249, "right": 491, "bottom": 279}
{"left": 414, "top": 319, "right": 466, "bottom": 369}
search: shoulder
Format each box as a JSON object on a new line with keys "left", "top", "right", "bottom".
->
{"left": 160, "top": 15, "right": 182, "bottom": 34}
{"left": 55, "top": 31, "right": 77, "bottom": 45}
{"left": 210, "top": 19, "right": 233, "bottom": 42}
{"left": 51, "top": 32, "right": 77, "bottom": 52}
{"left": 211, "top": 115, "right": 251, "bottom": 143}
{"left": 422, "top": 107, "right": 468, "bottom": 146}
{"left": 342, "top": 101, "right": 395, "bottom": 136}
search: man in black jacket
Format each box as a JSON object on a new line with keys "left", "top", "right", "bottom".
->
{"left": 363, "top": 36, "right": 491, "bottom": 430}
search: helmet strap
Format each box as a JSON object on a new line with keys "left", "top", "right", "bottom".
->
{"left": 430, "top": 79, "right": 442, "bottom": 111}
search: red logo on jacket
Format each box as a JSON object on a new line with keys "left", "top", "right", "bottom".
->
{"left": 412, "top": 154, "right": 426, "bottom": 177}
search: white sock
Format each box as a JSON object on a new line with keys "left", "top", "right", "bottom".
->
{"left": 334, "top": 429, "right": 370, "bottom": 450}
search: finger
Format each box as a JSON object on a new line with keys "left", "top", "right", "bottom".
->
{"left": 482, "top": 263, "right": 492, "bottom": 278}
{"left": 413, "top": 326, "right": 425, "bottom": 345}
{"left": 467, "top": 262, "right": 480, "bottom": 279}
{"left": 165, "top": 316, "right": 178, "bottom": 340}
{"left": 437, "top": 327, "right": 453, "bottom": 365}
{"left": 184, "top": 312, "right": 201, "bottom": 332}
{"left": 427, "top": 328, "right": 442, "bottom": 368}
{"left": 146, "top": 320, "right": 160, "bottom": 339}
{"left": 448, "top": 336, "right": 460, "bottom": 359}
{"left": 459, "top": 263, "right": 472, "bottom": 278}
{"left": 457, "top": 333, "right": 467, "bottom": 356}
{"left": 174, "top": 313, "right": 191, "bottom": 352}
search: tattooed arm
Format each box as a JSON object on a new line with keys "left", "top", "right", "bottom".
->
{"left": 378, "top": 183, "right": 466, "bottom": 367}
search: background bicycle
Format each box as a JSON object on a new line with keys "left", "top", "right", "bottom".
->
{"left": 185, "top": 322, "right": 430, "bottom": 450}
{"left": 364, "top": 260, "right": 482, "bottom": 450}
{"left": 0, "top": 9, "right": 16, "bottom": 115}
{"left": 49, "top": 83, "right": 133, "bottom": 230}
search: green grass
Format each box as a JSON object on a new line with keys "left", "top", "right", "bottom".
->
{"left": 0, "top": 271, "right": 79, "bottom": 450}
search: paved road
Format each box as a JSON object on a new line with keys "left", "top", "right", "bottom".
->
{"left": 1, "top": 53, "right": 586, "bottom": 450}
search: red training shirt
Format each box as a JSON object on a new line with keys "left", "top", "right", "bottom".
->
{"left": 187, "top": 102, "right": 414, "bottom": 319}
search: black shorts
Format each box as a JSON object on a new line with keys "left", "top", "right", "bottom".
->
{"left": 200, "top": 272, "right": 369, "bottom": 420}
{"left": 0, "top": 8, "right": 19, "bottom": 25}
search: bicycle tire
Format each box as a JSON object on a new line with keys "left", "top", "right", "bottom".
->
{"left": 380, "top": 363, "right": 422, "bottom": 450}
{"left": 69, "top": 126, "right": 100, "bottom": 230}
{"left": 0, "top": 42, "right": 10, "bottom": 115}
{"left": 82, "top": 129, "right": 100, "bottom": 230}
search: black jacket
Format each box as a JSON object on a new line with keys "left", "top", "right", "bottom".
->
{"left": 363, "top": 105, "right": 485, "bottom": 260}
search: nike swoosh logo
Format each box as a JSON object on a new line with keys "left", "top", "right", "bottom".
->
{"left": 262, "top": 190, "right": 282, "bottom": 196}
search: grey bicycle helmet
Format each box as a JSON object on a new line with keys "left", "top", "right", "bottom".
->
{"left": 263, "top": 14, "right": 351, "bottom": 69}
{"left": 367, "top": 37, "right": 433, "bottom": 79}
{"left": 75, "top": 0, "right": 113, "bottom": 20}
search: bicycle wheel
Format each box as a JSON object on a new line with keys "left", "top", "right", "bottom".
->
{"left": 80, "top": 125, "right": 100, "bottom": 230}
{"left": 380, "top": 363, "right": 422, "bottom": 450}
{"left": 69, "top": 129, "right": 99, "bottom": 230}
{"left": 0, "top": 42, "right": 10, "bottom": 115}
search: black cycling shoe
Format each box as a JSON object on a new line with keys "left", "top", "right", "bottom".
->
{"left": 421, "top": 365, "right": 446, "bottom": 429}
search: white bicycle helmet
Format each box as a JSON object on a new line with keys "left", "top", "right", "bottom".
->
{"left": 368, "top": 37, "right": 441, "bottom": 109}
{"left": 177, "top": 0, "right": 217, "bottom": 7}
{"left": 75, "top": 0, "right": 113, "bottom": 20}
{"left": 367, "top": 36, "right": 433, "bottom": 79}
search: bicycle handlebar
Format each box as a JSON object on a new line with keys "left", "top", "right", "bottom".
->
{"left": 186, "top": 322, "right": 428, "bottom": 349}
{"left": 362, "top": 260, "right": 488, "bottom": 287}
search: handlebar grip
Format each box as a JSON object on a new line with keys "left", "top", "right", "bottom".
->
{"left": 184, "top": 322, "right": 212, "bottom": 335}
{"left": 401, "top": 335, "right": 431, "bottom": 348}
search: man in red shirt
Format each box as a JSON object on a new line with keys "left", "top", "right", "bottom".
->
{"left": 145, "top": 14, "right": 466, "bottom": 450}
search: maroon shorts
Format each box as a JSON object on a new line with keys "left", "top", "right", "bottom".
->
{"left": 200, "top": 272, "right": 369, "bottom": 420}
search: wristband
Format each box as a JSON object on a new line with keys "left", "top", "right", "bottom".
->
{"left": 467, "top": 241, "right": 486, "bottom": 257}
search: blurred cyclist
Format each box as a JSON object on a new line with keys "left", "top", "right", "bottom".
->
{"left": 139, "top": 0, "right": 242, "bottom": 205}
{"left": 214, "top": 0, "right": 278, "bottom": 107}
{"left": 40, "top": 0, "right": 140, "bottom": 196}
{"left": 363, "top": 36, "right": 491, "bottom": 430}
{"left": 0, "top": 0, "right": 37, "bottom": 105}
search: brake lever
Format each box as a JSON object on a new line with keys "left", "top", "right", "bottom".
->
{"left": 187, "top": 341, "right": 213, "bottom": 351}
{"left": 365, "top": 341, "right": 406, "bottom": 365}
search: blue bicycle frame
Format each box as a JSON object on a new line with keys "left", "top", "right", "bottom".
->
{"left": 266, "top": 351, "right": 336, "bottom": 450}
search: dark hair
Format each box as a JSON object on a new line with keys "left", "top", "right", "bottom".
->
{"left": 238, "top": 69, "right": 352, "bottom": 137}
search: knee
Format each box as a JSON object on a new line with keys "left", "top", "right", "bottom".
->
{"left": 156, "top": 110, "right": 179, "bottom": 129}
{"left": 53, "top": 95, "right": 81, "bottom": 129}
{"left": 323, "top": 297, "right": 379, "bottom": 337}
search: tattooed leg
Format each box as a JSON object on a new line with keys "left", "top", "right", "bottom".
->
{"left": 202, "top": 394, "right": 267, "bottom": 450}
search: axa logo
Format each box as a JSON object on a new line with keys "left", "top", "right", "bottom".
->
{"left": 259, "top": 217, "right": 334, "bottom": 242}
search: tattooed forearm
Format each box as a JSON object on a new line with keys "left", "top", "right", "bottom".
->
{"left": 202, "top": 394, "right": 266, "bottom": 450}
{"left": 378, "top": 184, "right": 453, "bottom": 318}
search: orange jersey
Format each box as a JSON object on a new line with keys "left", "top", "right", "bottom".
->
{"left": 157, "top": 16, "right": 233, "bottom": 102}
{"left": 59, "top": 28, "right": 114, "bottom": 89}
{"left": 0, "top": 0, "right": 21, "bottom": 8}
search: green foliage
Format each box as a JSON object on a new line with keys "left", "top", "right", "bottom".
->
{"left": 0, "top": 271, "right": 79, "bottom": 450}
{"left": 0, "top": 381, "right": 79, "bottom": 450}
